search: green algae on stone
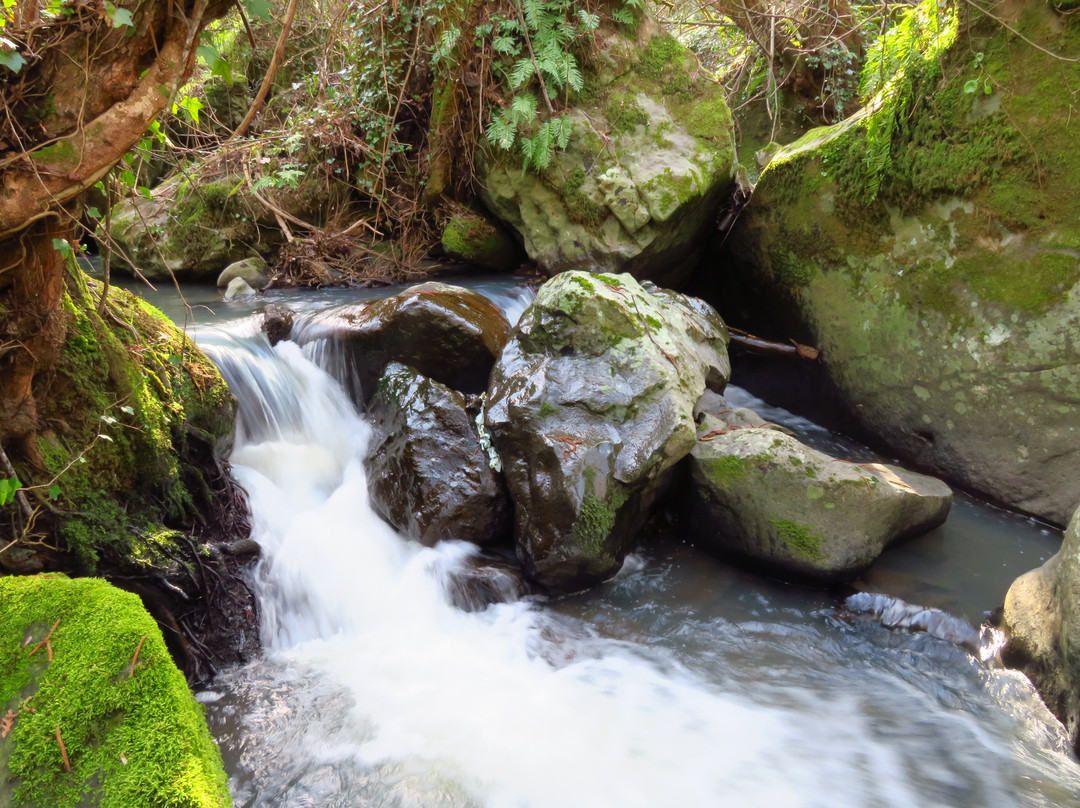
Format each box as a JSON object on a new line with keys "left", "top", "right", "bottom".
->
{"left": 0, "top": 575, "right": 231, "bottom": 808}
{"left": 770, "top": 519, "right": 827, "bottom": 561}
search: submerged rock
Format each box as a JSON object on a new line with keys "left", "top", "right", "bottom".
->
{"left": 486, "top": 271, "right": 729, "bottom": 591}
{"left": 719, "top": 1, "right": 1080, "bottom": 525}
{"left": 1003, "top": 503, "right": 1080, "bottom": 750}
{"left": 218, "top": 256, "right": 269, "bottom": 290}
{"left": 434, "top": 550, "right": 540, "bottom": 612}
{"left": 223, "top": 277, "right": 256, "bottom": 300}
{"left": 479, "top": 22, "right": 736, "bottom": 287}
{"left": 687, "top": 417, "right": 952, "bottom": 582}
{"left": 365, "top": 363, "right": 511, "bottom": 547}
{"left": 843, "top": 592, "right": 980, "bottom": 651}
{"left": 259, "top": 303, "right": 295, "bottom": 346}
{"left": 0, "top": 575, "right": 231, "bottom": 807}
{"left": 294, "top": 282, "right": 511, "bottom": 405}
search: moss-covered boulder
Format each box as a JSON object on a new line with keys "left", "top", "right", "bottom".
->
{"left": 479, "top": 21, "right": 736, "bottom": 287}
{"left": 0, "top": 575, "right": 231, "bottom": 807}
{"left": 721, "top": 0, "right": 1080, "bottom": 524}
{"left": 293, "top": 282, "right": 512, "bottom": 405}
{"left": 1003, "top": 503, "right": 1080, "bottom": 751}
{"left": 687, "top": 415, "right": 952, "bottom": 583}
{"left": 485, "top": 271, "right": 729, "bottom": 591}
{"left": 440, "top": 212, "right": 520, "bottom": 272}
{"left": 3, "top": 271, "right": 258, "bottom": 681}
{"left": 365, "top": 362, "right": 511, "bottom": 547}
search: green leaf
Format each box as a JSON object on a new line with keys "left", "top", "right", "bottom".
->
{"left": 0, "top": 48, "right": 25, "bottom": 74}
{"left": 47, "top": 485, "right": 61, "bottom": 500}
{"left": 963, "top": 79, "right": 978, "bottom": 94}
{"left": 120, "top": 168, "right": 136, "bottom": 187}
{"left": 243, "top": 0, "right": 272, "bottom": 20}
{"left": 86, "top": 206, "right": 101, "bottom": 219}
{"left": 0, "top": 477, "right": 21, "bottom": 507}
{"left": 52, "top": 238, "right": 71, "bottom": 256}
{"left": 104, "top": 2, "right": 133, "bottom": 27}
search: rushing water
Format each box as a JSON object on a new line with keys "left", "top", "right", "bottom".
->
{"left": 140, "top": 277, "right": 1080, "bottom": 807}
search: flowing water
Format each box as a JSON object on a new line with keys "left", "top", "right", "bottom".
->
{"left": 129, "top": 278, "right": 1080, "bottom": 807}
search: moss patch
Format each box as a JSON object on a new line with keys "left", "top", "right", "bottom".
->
{"left": 0, "top": 575, "right": 230, "bottom": 808}
{"left": 770, "top": 519, "right": 827, "bottom": 561}
{"left": 574, "top": 488, "right": 628, "bottom": 556}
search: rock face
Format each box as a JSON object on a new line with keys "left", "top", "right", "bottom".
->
{"left": 1003, "top": 504, "right": 1080, "bottom": 750}
{"left": 365, "top": 363, "right": 511, "bottom": 547}
{"left": 0, "top": 575, "right": 231, "bottom": 808}
{"left": 294, "top": 282, "right": 512, "bottom": 405}
{"left": 486, "top": 271, "right": 730, "bottom": 591}
{"left": 720, "top": 1, "right": 1080, "bottom": 525}
{"left": 479, "top": 21, "right": 736, "bottom": 287}
{"left": 687, "top": 413, "right": 952, "bottom": 582}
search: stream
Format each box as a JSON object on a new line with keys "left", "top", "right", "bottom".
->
{"left": 127, "top": 277, "right": 1080, "bottom": 807}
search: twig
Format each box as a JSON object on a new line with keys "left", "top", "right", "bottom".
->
{"left": 55, "top": 726, "right": 71, "bottom": 772}
{"left": 231, "top": 0, "right": 301, "bottom": 138}
{"left": 129, "top": 634, "right": 148, "bottom": 678}
{"left": 27, "top": 619, "right": 60, "bottom": 658}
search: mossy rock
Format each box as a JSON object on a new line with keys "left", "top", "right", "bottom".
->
{"left": 485, "top": 271, "right": 730, "bottom": 591}
{"left": 687, "top": 414, "right": 952, "bottom": 583}
{"left": 1003, "top": 503, "right": 1080, "bottom": 752}
{"left": 478, "top": 18, "right": 736, "bottom": 288}
{"left": 720, "top": 0, "right": 1080, "bottom": 524}
{"left": 0, "top": 575, "right": 231, "bottom": 808}
{"left": 440, "top": 213, "right": 520, "bottom": 271}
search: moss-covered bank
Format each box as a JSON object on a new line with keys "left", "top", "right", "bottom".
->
{"left": 720, "top": 0, "right": 1080, "bottom": 524}
{"left": 0, "top": 575, "right": 231, "bottom": 808}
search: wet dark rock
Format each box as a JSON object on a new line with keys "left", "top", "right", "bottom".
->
{"left": 686, "top": 416, "right": 952, "bottom": 583}
{"left": 365, "top": 362, "right": 512, "bottom": 547}
{"left": 260, "top": 304, "right": 295, "bottom": 346}
{"left": 485, "top": 271, "right": 730, "bottom": 592}
{"left": 221, "top": 538, "right": 262, "bottom": 560}
{"left": 294, "top": 282, "right": 511, "bottom": 405}
{"left": 843, "top": 592, "right": 980, "bottom": 651}
{"left": 438, "top": 550, "right": 540, "bottom": 612}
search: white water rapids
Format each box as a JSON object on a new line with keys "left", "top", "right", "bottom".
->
{"left": 191, "top": 286, "right": 1080, "bottom": 808}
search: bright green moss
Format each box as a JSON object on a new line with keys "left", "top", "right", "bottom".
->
{"left": 538, "top": 400, "right": 558, "bottom": 418}
{"left": 638, "top": 36, "right": 686, "bottom": 81}
{"left": 570, "top": 275, "right": 596, "bottom": 294}
{"left": 769, "top": 519, "right": 827, "bottom": 561}
{"left": 604, "top": 95, "right": 649, "bottom": 135}
{"left": 0, "top": 575, "right": 231, "bottom": 808}
{"left": 701, "top": 455, "right": 749, "bottom": 485}
{"left": 574, "top": 489, "right": 628, "bottom": 555}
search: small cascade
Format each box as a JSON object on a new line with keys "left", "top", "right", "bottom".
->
{"left": 191, "top": 282, "right": 1080, "bottom": 808}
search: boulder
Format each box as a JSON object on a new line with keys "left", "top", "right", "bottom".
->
{"left": 365, "top": 363, "right": 511, "bottom": 547}
{"left": 217, "top": 256, "right": 269, "bottom": 290}
{"left": 479, "top": 21, "right": 736, "bottom": 287}
{"left": 223, "top": 277, "right": 256, "bottom": 300}
{"left": 485, "top": 271, "right": 729, "bottom": 591}
{"left": 719, "top": 0, "right": 1080, "bottom": 525}
{"left": 1003, "top": 503, "right": 1080, "bottom": 750}
{"left": 435, "top": 550, "right": 540, "bottom": 613}
{"left": 687, "top": 415, "right": 952, "bottom": 582}
{"left": 0, "top": 575, "right": 231, "bottom": 808}
{"left": 441, "top": 212, "right": 520, "bottom": 271}
{"left": 293, "top": 282, "right": 512, "bottom": 404}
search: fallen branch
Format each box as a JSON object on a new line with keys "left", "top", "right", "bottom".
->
{"left": 230, "top": 0, "right": 301, "bottom": 138}
{"left": 728, "top": 326, "right": 820, "bottom": 360}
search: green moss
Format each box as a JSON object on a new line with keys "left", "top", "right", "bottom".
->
{"left": 538, "top": 400, "right": 558, "bottom": 418}
{"left": 37, "top": 270, "right": 234, "bottom": 571}
{"left": 574, "top": 488, "right": 628, "bottom": 556}
{"left": 638, "top": 36, "right": 686, "bottom": 81}
{"left": 570, "top": 275, "right": 596, "bottom": 294}
{"left": 562, "top": 168, "right": 607, "bottom": 227}
{"left": 33, "top": 140, "right": 78, "bottom": 168}
{"left": 604, "top": 94, "right": 649, "bottom": 135}
{"left": 769, "top": 519, "right": 827, "bottom": 561}
{"left": 701, "top": 454, "right": 749, "bottom": 485}
{"left": 0, "top": 576, "right": 230, "bottom": 808}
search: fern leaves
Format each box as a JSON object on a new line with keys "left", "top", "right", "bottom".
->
{"left": 482, "top": 0, "right": 598, "bottom": 172}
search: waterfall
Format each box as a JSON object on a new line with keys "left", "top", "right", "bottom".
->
{"left": 194, "top": 285, "right": 1080, "bottom": 808}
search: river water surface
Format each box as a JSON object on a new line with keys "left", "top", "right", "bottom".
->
{"left": 130, "top": 278, "right": 1080, "bottom": 807}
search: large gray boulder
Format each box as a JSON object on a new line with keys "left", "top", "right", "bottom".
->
{"left": 687, "top": 413, "right": 952, "bottom": 582}
{"left": 485, "top": 271, "right": 729, "bottom": 591}
{"left": 294, "top": 282, "right": 512, "bottom": 405}
{"left": 720, "top": 2, "right": 1080, "bottom": 525}
{"left": 479, "top": 22, "right": 736, "bottom": 287}
{"left": 364, "top": 363, "right": 511, "bottom": 547}
{"left": 1003, "top": 503, "right": 1080, "bottom": 750}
